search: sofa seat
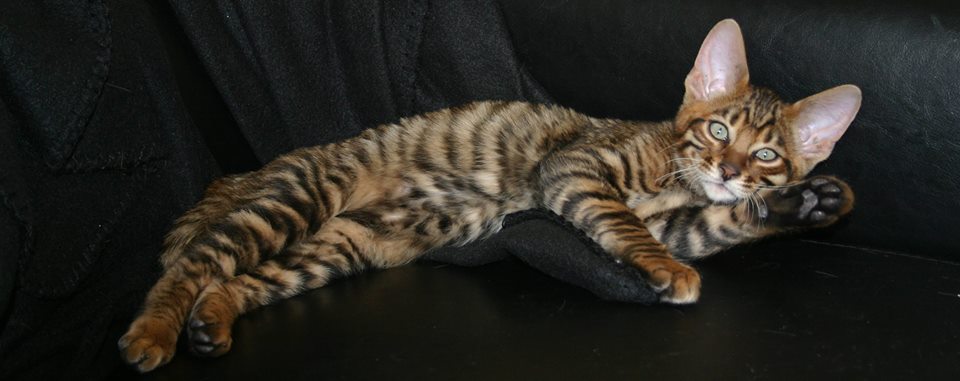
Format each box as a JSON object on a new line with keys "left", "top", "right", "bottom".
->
{"left": 107, "top": 239, "right": 960, "bottom": 380}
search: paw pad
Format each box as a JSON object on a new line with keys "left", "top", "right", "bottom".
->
{"left": 766, "top": 176, "right": 853, "bottom": 227}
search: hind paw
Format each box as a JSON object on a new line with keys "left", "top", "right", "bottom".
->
{"left": 118, "top": 317, "right": 178, "bottom": 373}
{"left": 187, "top": 283, "right": 238, "bottom": 358}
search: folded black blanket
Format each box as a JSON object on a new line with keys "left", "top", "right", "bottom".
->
{"left": 426, "top": 210, "right": 657, "bottom": 304}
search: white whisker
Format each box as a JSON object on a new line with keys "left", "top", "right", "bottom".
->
{"left": 657, "top": 140, "right": 686, "bottom": 155}
{"left": 656, "top": 165, "right": 700, "bottom": 183}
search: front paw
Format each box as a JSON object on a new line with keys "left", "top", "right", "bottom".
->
{"left": 118, "top": 316, "right": 179, "bottom": 373}
{"left": 631, "top": 255, "right": 702, "bottom": 304}
{"left": 764, "top": 176, "right": 854, "bottom": 228}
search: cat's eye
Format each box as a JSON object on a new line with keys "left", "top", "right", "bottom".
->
{"left": 709, "top": 122, "right": 728, "bottom": 141}
{"left": 754, "top": 148, "right": 778, "bottom": 161}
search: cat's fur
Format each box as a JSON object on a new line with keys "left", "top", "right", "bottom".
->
{"left": 119, "top": 20, "right": 860, "bottom": 372}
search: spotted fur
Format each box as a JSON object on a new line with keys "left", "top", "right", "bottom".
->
{"left": 120, "top": 19, "right": 860, "bottom": 372}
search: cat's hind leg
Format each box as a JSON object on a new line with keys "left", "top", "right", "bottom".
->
{"left": 184, "top": 216, "right": 422, "bottom": 357}
{"left": 117, "top": 252, "right": 235, "bottom": 372}
{"left": 119, "top": 174, "right": 332, "bottom": 371}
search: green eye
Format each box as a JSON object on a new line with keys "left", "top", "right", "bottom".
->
{"left": 709, "top": 122, "right": 728, "bottom": 141}
{"left": 754, "top": 148, "right": 778, "bottom": 161}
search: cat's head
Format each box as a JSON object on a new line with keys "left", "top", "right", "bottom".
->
{"left": 673, "top": 19, "right": 861, "bottom": 204}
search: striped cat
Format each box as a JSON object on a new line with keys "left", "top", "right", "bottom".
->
{"left": 120, "top": 19, "right": 860, "bottom": 372}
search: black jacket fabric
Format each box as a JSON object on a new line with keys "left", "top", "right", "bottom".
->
{"left": 0, "top": 0, "right": 220, "bottom": 379}
{"left": 168, "top": 0, "right": 550, "bottom": 160}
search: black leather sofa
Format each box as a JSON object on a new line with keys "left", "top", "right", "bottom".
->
{"left": 2, "top": 0, "right": 959, "bottom": 380}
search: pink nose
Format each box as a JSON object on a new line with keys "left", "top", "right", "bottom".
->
{"left": 719, "top": 162, "right": 740, "bottom": 181}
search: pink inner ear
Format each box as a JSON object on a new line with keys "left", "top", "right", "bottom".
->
{"left": 685, "top": 19, "right": 749, "bottom": 101}
{"left": 795, "top": 85, "right": 862, "bottom": 159}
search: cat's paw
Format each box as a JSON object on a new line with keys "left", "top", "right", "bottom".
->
{"left": 118, "top": 317, "right": 178, "bottom": 373}
{"left": 764, "top": 175, "right": 854, "bottom": 228}
{"left": 634, "top": 256, "right": 701, "bottom": 304}
{"left": 187, "top": 283, "right": 238, "bottom": 358}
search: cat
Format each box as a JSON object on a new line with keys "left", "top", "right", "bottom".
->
{"left": 119, "top": 19, "right": 860, "bottom": 372}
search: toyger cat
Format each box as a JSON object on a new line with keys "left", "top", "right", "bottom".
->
{"left": 120, "top": 19, "right": 861, "bottom": 372}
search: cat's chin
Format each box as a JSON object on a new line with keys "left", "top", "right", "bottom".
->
{"left": 701, "top": 181, "right": 740, "bottom": 204}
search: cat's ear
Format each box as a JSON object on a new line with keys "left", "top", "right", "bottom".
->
{"left": 789, "top": 85, "right": 862, "bottom": 167}
{"left": 684, "top": 19, "right": 750, "bottom": 102}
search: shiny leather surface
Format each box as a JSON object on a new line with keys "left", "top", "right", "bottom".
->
{"left": 108, "top": 240, "right": 960, "bottom": 380}
{"left": 499, "top": 0, "right": 960, "bottom": 258}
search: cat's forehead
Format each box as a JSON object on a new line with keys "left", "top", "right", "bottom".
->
{"left": 713, "top": 87, "right": 785, "bottom": 131}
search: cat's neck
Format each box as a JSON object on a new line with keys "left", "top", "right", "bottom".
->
{"left": 639, "top": 120, "right": 687, "bottom": 189}
{"left": 649, "top": 120, "right": 711, "bottom": 202}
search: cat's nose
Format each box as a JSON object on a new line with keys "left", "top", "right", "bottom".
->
{"left": 719, "top": 162, "right": 740, "bottom": 181}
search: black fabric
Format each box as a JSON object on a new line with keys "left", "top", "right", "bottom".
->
{"left": 168, "top": 0, "right": 549, "bottom": 162}
{"left": 0, "top": 0, "right": 110, "bottom": 169}
{"left": 427, "top": 210, "right": 658, "bottom": 304}
{"left": 0, "top": 0, "right": 221, "bottom": 379}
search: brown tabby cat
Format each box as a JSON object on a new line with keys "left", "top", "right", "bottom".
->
{"left": 119, "top": 19, "right": 860, "bottom": 372}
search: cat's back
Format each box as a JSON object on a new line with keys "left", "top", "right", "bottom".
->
{"left": 353, "top": 100, "right": 592, "bottom": 172}
{"left": 392, "top": 100, "right": 592, "bottom": 136}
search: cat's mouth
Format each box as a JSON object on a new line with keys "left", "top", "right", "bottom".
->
{"left": 700, "top": 179, "right": 740, "bottom": 204}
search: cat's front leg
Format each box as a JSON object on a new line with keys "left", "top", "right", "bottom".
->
{"left": 540, "top": 182, "right": 700, "bottom": 303}
{"left": 644, "top": 175, "right": 854, "bottom": 260}
{"left": 572, "top": 202, "right": 700, "bottom": 303}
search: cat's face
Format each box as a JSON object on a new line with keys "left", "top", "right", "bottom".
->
{"left": 675, "top": 87, "right": 793, "bottom": 203}
{"left": 673, "top": 20, "right": 861, "bottom": 204}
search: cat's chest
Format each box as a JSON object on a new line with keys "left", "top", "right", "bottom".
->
{"left": 627, "top": 189, "right": 701, "bottom": 220}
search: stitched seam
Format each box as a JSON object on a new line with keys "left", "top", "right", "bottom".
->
{"left": 58, "top": 144, "right": 167, "bottom": 174}
{"left": 53, "top": 0, "right": 112, "bottom": 169}
{"left": 20, "top": 160, "right": 167, "bottom": 297}
{"left": 0, "top": 184, "right": 33, "bottom": 289}
{"left": 406, "top": 0, "right": 429, "bottom": 113}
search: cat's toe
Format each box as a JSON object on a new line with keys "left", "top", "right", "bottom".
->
{"left": 658, "top": 265, "right": 701, "bottom": 304}
{"left": 187, "top": 312, "right": 234, "bottom": 357}
{"left": 632, "top": 256, "right": 701, "bottom": 304}
{"left": 187, "top": 284, "right": 238, "bottom": 358}
{"left": 809, "top": 210, "right": 828, "bottom": 223}
{"left": 118, "top": 317, "right": 178, "bottom": 373}
{"left": 820, "top": 183, "right": 842, "bottom": 194}
{"left": 819, "top": 197, "right": 841, "bottom": 210}
{"left": 186, "top": 316, "right": 231, "bottom": 357}
{"left": 806, "top": 176, "right": 855, "bottom": 223}
{"left": 810, "top": 177, "right": 830, "bottom": 187}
